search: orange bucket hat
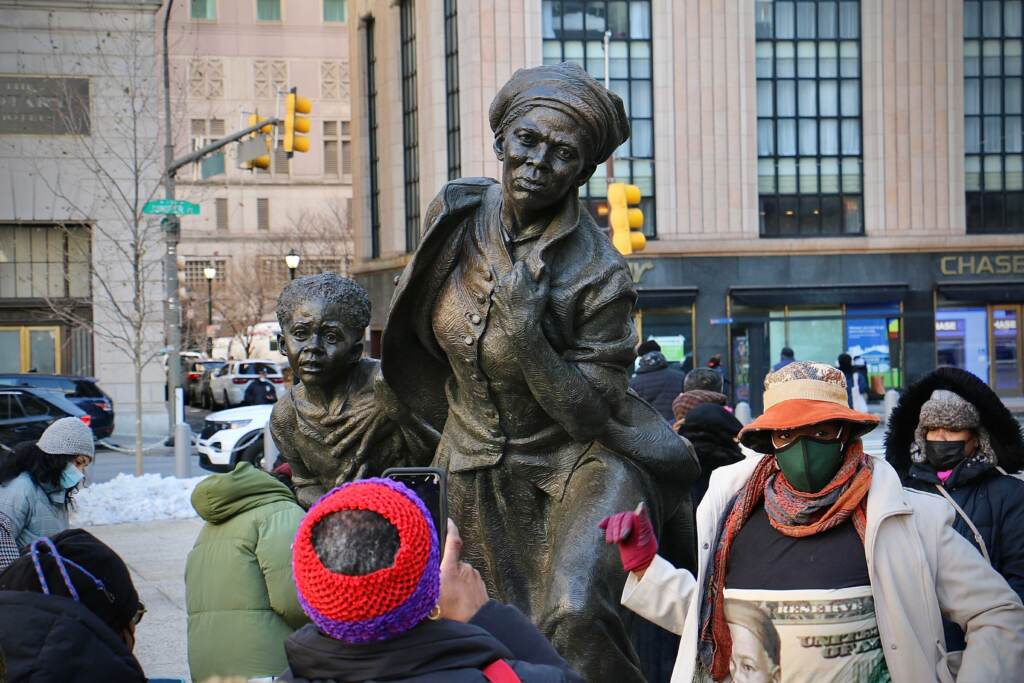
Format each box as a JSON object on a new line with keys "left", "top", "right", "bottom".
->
{"left": 739, "top": 361, "right": 879, "bottom": 453}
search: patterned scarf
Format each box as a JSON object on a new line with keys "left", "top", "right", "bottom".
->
{"left": 697, "top": 440, "right": 873, "bottom": 681}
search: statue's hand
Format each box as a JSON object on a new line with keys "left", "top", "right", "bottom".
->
{"left": 491, "top": 261, "right": 549, "bottom": 349}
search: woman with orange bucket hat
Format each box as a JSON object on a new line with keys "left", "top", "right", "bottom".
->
{"left": 599, "top": 361, "right": 1024, "bottom": 683}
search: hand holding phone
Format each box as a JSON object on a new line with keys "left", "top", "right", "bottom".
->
{"left": 383, "top": 467, "right": 448, "bottom": 548}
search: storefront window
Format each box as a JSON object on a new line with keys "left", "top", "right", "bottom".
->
{"left": 992, "top": 306, "right": 1022, "bottom": 394}
{"left": 845, "top": 303, "right": 901, "bottom": 391}
{"left": 769, "top": 306, "right": 844, "bottom": 366}
{"left": 936, "top": 307, "right": 990, "bottom": 381}
{"left": 636, "top": 307, "right": 693, "bottom": 369}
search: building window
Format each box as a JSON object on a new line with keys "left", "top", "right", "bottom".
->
{"left": 0, "top": 224, "right": 91, "bottom": 299}
{"left": 215, "top": 198, "right": 229, "bottom": 230}
{"left": 191, "top": 0, "right": 216, "bottom": 20}
{"left": 965, "top": 0, "right": 1024, "bottom": 233}
{"left": 366, "top": 18, "right": 381, "bottom": 258}
{"left": 184, "top": 259, "right": 227, "bottom": 289}
{"left": 324, "top": 121, "right": 340, "bottom": 177}
{"left": 400, "top": 0, "right": 421, "bottom": 252}
{"left": 324, "top": 0, "right": 347, "bottom": 22}
{"left": 257, "top": 198, "right": 270, "bottom": 230}
{"left": 756, "top": 0, "right": 864, "bottom": 237}
{"left": 542, "top": 0, "right": 656, "bottom": 237}
{"left": 256, "top": 0, "right": 281, "bottom": 22}
{"left": 444, "top": 0, "right": 461, "bottom": 179}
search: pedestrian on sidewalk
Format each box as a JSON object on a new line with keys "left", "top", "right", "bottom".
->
{"left": 671, "top": 368, "right": 729, "bottom": 430}
{"left": 0, "top": 528, "right": 146, "bottom": 682}
{"left": 630, "top": 349, "right": 685, "bottom": 422}
{"left": 886, "top": 366, "right": 1024, "bottom": 651}
{"left": 677, "top": 403, "right": 744, "bottom": 507}
{"left": 244, "top": 367, "right": 278, "bottom": 406}
{"left": 0, "top": 417, "right": 94, "bottom": 571}
{"left": 280, "top": 478, "right": 584, "bottom": 682}
{"left": 602, "top": 361, "right": 1024, "bottom": 683}
{"left": 185, "top": 462, "right": 308, "bottom": 682}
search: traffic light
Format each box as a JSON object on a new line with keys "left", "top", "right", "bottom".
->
{"left": 244, "top": 113, "right": 272, "bottom": 170}
{"left": 283, "top": 86, "right": 312, "bottom": 156}
{"left": 608, "top": 183, "right": 645, "bottom": 255}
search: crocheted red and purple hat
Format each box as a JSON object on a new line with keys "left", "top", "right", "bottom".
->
{"left": 292, "top": 478, "right": 440, "bottom": 643}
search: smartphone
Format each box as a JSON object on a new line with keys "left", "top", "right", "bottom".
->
{"left": 383, "top": 467, "right": 447, "bottom": 548}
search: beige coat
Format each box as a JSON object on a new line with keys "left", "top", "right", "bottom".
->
{"left": 622, "top": 454, "right": 1024, "bottom": 683}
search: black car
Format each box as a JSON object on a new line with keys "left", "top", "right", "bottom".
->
{"left": 0, "top": 375, "right": 114, "bottom": 439}
{"left": 186, "top": 359, "right": 225, "bottom": 406}
{"left": 0, "top": 387, "right": 90, "bottom": 452}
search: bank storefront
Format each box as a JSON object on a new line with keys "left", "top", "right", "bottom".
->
{"left": 630, "top": 249, "right": 1024, "bottom": 413}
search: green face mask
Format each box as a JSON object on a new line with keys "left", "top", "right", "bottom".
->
{"left": 775, "top": 436, "right": 845, "bottom": 493}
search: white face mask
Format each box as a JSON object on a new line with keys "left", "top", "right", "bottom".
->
{"left": 48, "top": 463, "right": 84, "bottom": 505}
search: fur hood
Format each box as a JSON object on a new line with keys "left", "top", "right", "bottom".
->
{"left": 885, "top": 367, "right": 1024, "bottom": 475}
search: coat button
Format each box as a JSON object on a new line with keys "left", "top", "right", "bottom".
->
{"left": 393, "top": 274, "right": 401, "bottom": 285}
{"left": 484, "top": 271, "right": 493, "bottom": 281}
{"left": 702, "top": 543, "right": 709, "bottom": 550}
{"left": 463, "top": 335, "right": 474, "bottom": 345}
{"left": 470, "top": 313, "right": 482, "bottom": 325}
{"left": 889, "top": 643, "right": 898, "bottom": 650}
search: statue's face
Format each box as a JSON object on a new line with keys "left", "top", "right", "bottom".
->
{"left": 280, "top": 297, "right": 362, "bottom": 388}
{"left": 497, "top": 106, "right": 591, "bottom": 214}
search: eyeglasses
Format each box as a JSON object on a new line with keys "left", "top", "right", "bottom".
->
{"left": 131, "top": 601, "right": 146, "bottom": 627}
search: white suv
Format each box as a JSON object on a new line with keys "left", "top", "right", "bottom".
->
{"left": 208, "top": 359, "right": 286, "bottom": 409}
{"left": 196, "top": 404, "right": 273, "bottom": 472}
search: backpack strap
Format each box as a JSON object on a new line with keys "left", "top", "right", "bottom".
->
{"left": 482, "top": 659, "right": 522, "bottom": 683}
{"left": 934, "top": 484, "right": 992, "bottom": 564}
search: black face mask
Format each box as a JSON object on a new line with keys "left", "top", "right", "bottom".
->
{"left": 924, "top": 440, "right": 969, "bottom": 471}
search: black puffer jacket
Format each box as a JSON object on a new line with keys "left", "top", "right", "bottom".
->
{"left": 0, "top": 590, "right": 145, "bottom": 682}
{"left": 677, "top": 403, "right": 744, "bottom": 507}
{"left": 886, "top": 367, "right": 1024, "bottom": 650}
{"left": 629, "top": 352, "right": 685, "bottom": 422}
{"left": 279, "top": 601, "right": 584, "bottom": 682}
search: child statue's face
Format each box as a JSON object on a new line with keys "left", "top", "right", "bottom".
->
{"left": 280, "top": 297, "right": 362, "bottom": 388}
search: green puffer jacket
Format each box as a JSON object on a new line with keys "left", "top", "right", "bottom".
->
{"left": 185, "top": 463, "right": 308, "bottom": 683}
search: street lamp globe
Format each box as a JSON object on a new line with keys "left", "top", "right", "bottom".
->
{"left": 203, "top": 265, "right": 216, "bottom": 281}
{"left": 285, "top": 248, "right": 301, "bottom": 280}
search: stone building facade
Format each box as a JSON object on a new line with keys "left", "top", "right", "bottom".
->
{"left": 0, "top": 0, "right": 167, "bottom": 434}
{"left": 349, "top": 0, "right": 1024, "bottom": 409}
{"left": 167, "top": 0, "right": 354, "bottom": 350}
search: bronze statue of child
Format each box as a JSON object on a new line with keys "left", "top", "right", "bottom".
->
{"left": 270, "top": 273, "right": 438, "bottom": 508}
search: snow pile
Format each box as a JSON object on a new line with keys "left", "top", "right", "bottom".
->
{"left": 72, "top": 473, "right": 208, "bottom": 526}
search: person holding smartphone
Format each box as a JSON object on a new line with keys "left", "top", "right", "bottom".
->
{"left": 281, "top": 478, "right": 584, "bottom": 682}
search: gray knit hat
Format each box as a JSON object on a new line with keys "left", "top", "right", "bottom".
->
{"left": 37, "top": 417, "right": 95, "bottom": 459}
{"left": 912, "top": 389, "right": 994, "bottom": 465}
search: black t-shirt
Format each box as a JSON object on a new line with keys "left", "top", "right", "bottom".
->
{"left": 725, "top": 503, "right": 870, "bottom": 590}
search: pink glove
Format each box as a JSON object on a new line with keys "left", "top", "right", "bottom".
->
{"left": 598, "top": 502, "right": 657, "bottom": 573}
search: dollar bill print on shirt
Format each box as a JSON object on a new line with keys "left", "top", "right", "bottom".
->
{"left": 723, "top": 586, "right": 891, "bottom": 683}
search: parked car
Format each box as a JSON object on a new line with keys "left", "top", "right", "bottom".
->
{"left": 208, "top": 360, "right": 285, "bottom": 409}
{"left": 196, "top": 404, "right": 273, "bottom": 472}
{"left": 0, "top": 387, "right": 91, "bottom": 452}
{"left": 0, "top": 374, "right": 113, "bottom": 439}
{"left": 185, "top": 359, "right": 225, "bottom": 406}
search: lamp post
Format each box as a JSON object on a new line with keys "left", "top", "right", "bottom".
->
{"left": 285, "top": 248, "right": 301, "bottom": 280}
{"left": 203, "top": 265, "right": 216, "bottom": 356}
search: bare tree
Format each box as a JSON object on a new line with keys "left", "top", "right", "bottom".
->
{"left": 283, "top": 198, "right": 355, "bottom": 277}
{"left": 214, "top": 257, "right": 280, "bottom": 357}
{"left": 25, "top": 12, "right": 168, "bottom": 474}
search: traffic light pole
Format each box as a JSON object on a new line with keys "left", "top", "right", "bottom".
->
{"left": 161, "top": 0, "right": 279, "bottom": 441}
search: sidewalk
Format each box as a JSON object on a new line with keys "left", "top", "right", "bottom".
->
{"left": 90, "top": 518, "right": 202, "bottom": 682}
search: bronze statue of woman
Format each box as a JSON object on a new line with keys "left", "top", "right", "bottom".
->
{"left": 382, "top": 62, "right": 699, "bottom": 682}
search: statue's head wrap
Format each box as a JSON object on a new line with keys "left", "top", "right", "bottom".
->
{"left": 489, "top": 61, "right": 630, "bottom": 165}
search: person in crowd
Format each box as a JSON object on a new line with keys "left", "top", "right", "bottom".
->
{"left": 885, "top": 366, "right": 1024, "bottom": 651}
{"left": 186, "top": 462, "right": 308, "bottom": 682}
{"left": 601, "top": 361, "right": 1024, "bottom": 682}
{"left": 0, "top": 417, "right": 94, "bottom": 570}
{"left": 672, "top": 368, "right": 730, "bottom": 429}
{"left": 280, "top": 478, "right": 584, "bottom": 682}
{"left": 244, "top": 367, "right": 279, "bottom": 406}
{"left": 0, "top": 528, "right": 146, "bottom": 682}
{"left": 706, "top": 354, "right": 730, "bottom": 397}
{"left": 837, "top": 353, "right": 856, "bottom": 407}
{"left": 772, "top": 347, "right": 795, "bottom": 372}
{"left": 630, "top": 349, "right": 686, "bottom": 422}
{"left": 677, "top": 403, "right": 744, "bottom": 507}
{"left": 636, "top": 339, "right": 661, "bottom": 357}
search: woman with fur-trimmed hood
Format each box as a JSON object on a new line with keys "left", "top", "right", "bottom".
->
{"left": 886, "top": 366, "right": 1024, "bottom": 650}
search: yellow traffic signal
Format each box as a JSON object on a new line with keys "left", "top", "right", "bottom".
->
{"left": 608, "top": 183, "right": 645, "bottom": 255}
{"left": 244, "top": 113, "right": 272, "bottom": 170}
{"left": 283, "top": 87, "right": 312, "bottom": 156}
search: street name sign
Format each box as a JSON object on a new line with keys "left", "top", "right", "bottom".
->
{"left": 143, "top": 199, "right": 200, "bottom": 216}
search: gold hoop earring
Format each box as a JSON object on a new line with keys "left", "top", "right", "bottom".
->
{"left": 428, "top": 604, "right": 442, "bottom": 620}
